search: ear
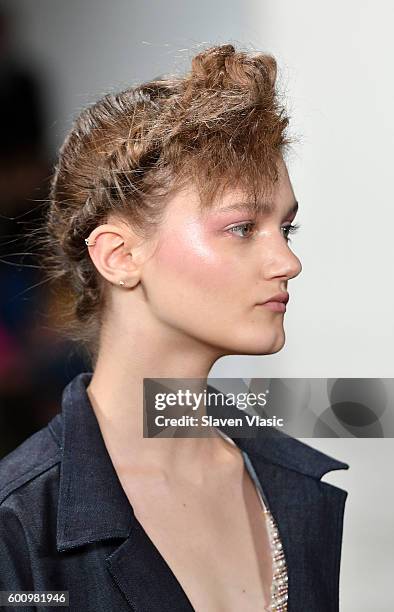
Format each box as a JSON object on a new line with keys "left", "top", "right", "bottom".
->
{"left": 85, "top": 222, "right": 142, "bottom": 288}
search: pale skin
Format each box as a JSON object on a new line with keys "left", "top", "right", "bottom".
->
{"left": 85, "top": 156, "right": 302, "bottom": 611}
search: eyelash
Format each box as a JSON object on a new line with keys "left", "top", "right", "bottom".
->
{"left": 228, "top": 222, "right": 300, "bottom": 242}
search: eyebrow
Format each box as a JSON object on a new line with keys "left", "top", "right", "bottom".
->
{"left": 214, "top": 199, "right": 299, "bottom": 216}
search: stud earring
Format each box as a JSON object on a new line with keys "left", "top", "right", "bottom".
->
{"left": 119, "top": 280, "right": 125, "bottom": 286}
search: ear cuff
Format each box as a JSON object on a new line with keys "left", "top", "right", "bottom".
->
{"left": 84, "top": 236, "right": 128, "bottom": 287}
{"left": 84, "top": 237, "right": 125, "bottom": 248}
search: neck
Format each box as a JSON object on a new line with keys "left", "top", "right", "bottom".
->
{"left": 86, "top": 323, "right": 233, "bottom": 480}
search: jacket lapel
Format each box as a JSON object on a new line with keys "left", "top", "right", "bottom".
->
{"left": 238, "top": 442, "right": 348, "bottom": 611}
{"left": 105, "top": 522, "right": 194, "bottom": 612}
{"left": 56, "top": 372, "right": 194, "bottom": 611}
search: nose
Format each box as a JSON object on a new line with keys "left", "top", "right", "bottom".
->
{"left": 260, "top": 235, "right": 302, "bottom": 282}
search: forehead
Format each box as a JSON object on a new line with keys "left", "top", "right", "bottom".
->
{"left": 165, "top": 159, "right": 297, "bottom": 220}
{"left": 208, "top": 163, "right": 297, "bottom": 217}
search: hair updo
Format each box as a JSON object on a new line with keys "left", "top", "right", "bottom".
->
{"left": 41, "top": 43, "right": 293, "bottom": 364}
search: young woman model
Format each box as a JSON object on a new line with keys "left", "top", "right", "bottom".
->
{"left": 0, "top": 44, "right": 348, "bottom": 612}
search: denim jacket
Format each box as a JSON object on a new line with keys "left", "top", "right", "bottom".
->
{"left": 0, "top": 372, "right": 349, "bottom": 611}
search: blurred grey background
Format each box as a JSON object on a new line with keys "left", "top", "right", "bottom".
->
{"left": 0, "top": 1, "right": 393, "bottom": 610}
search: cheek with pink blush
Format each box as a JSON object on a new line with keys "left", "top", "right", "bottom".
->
{"left": 153, "top": 220, "right": 237, "bottom": 291}
{"left": 147, "top": 215, "right": 287, "bottom": 354}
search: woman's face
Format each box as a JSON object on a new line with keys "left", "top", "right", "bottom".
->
{"left": 139, "top": 157, "right": 302, "bottom": 356}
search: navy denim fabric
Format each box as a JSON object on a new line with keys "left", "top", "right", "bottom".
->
{"left": 0, "top": 372, "right": 349, "bottom": 611}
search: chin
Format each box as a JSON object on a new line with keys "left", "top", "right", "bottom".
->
{"left": 266, "top": 337, "right": 286, "bottom": 355}
{"left": 251, "top": 339, "right": 286, "bottom": 356}
{"left": 266, "top": 330, "right": 286, "bottom": 354}
{"left": 221, "top": 328, "right": 286, "bottom": 356}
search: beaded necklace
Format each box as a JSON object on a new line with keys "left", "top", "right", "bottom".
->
{"left": 214, "top": 428, "right": 289, "bottom": 611}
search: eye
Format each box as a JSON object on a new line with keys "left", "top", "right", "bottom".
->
{"left": 281, "top": 222, "right": 300, "bottom": 243}
{"left": 228, "top": 222, "right": 256, "bottom": 238}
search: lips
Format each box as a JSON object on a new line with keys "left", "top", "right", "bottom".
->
{"left": 255, "top": 292, "right": 289, "bottom": 313}
{"left": 261, "top": 292, "right": 289, "bottom": 305}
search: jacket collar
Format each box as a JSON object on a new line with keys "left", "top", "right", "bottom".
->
{"left": 53, "top": 372, "right": 134, "bottom": 551}
{"left": 51, "top": 372, "right": 348, "bottom": 552}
